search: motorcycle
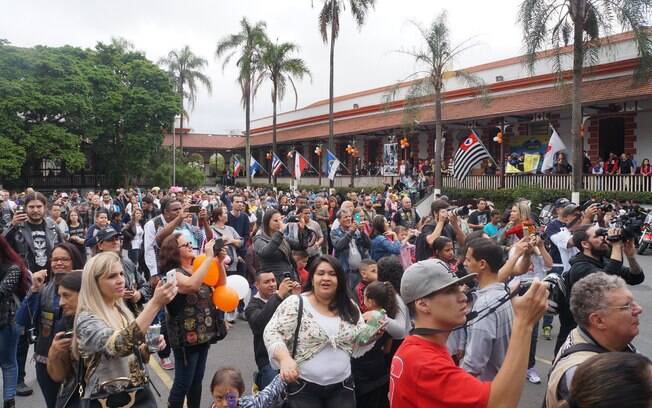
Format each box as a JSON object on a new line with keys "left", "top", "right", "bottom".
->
{"left": 637, "top": 210, "right": 652, "bottom": 255}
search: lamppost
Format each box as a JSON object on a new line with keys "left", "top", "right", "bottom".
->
{"left": 172, "top": 114, "right": 180, "bottom": 187}
{"left": 266, "top": 151, "right": 273, "bottom": 185}
{"left": 346, "top": 140, "right": 359, "bottom": 187}
{"left": 315, "top": 144, "right": 323, "bottom": 186}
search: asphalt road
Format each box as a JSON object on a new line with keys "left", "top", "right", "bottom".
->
{"left": 9, "top": 254, "right": 652, "bottom": 407}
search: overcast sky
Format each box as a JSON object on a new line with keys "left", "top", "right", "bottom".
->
{"left": 2, "top": 0, "right": 527, "bottom": 134}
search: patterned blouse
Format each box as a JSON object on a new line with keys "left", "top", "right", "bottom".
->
{"left": 263, "top": 294, "right": 366, "bottom": 366}
{"left": 75, "top": 310, "right": 148, "bottom": 398}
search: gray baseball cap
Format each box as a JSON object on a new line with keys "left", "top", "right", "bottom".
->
{"left": 400, "top": 259, "right": 477, "bottom": 304}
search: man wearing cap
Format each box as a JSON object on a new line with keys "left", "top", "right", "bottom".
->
{"left": 389, "top": 259, "right": 548, "bottom": 408}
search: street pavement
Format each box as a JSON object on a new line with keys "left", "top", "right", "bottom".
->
{"left": 9, "top": 254, "right": 652, "bottom": 407}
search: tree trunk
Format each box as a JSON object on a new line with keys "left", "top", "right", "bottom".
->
{"left": 328, "top": 0, "right": 337, "bottom": 188}
{"left": 272, "top": 81, "right": 278, "bottom": 187}
{"left": 571, "top": 1, "right": 585, "bottom": 197}
{"left": 179, "top": 106, "right": 184, "bottom": 152}
{"left": 245, "top": 81, "right": 252, "bottom": 187}
{"left": 434, "top": 85, "right": 443, "bottom": 192}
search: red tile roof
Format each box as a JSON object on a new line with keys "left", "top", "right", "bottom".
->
{"left": 162, "top": 133, "right": 244, "bottom": 150}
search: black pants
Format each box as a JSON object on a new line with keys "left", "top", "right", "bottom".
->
{"left": 16, "top": 333, "right": 29, "bottom": 384}
{"left": 35, "top": 362, "right": 60, "bottom": 408}
{"left": 286, "top": 376, "right": 356, "bottom": 408}
{"left": 356, "top": 382, "right": 389, "bottom": 408}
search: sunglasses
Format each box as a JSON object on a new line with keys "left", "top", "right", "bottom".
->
{"left": 178, "top": 242, "right": 192, "bottom": 249}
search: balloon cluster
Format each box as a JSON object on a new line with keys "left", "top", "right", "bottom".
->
{"left": 314, "top": 145, "right": 322, "bottom": 156}
{"left": 191, "top": 255, "right": 250, "bottom": 312}
{"left": 346, "top": 144, "right": 359, "bottom": 157}
{"left": 400, "top": 137, "right": 410, "bottom": 149}
{"left": 493, "top": 130, "right": 503, "bottom": 144}
{"left": 266, "top": 151, "right": 272, "bottom": 160}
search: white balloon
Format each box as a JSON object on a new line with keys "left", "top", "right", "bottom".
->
{"left": 227, "top": 275, "right": 250, "bottom": 300}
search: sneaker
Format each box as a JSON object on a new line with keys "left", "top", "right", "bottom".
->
{"left": 160, "top": 357, "right": 175, "bottom": 370}
{"left": 15, "top": 382, "right": 33, "bottom": 397}
{"left": 542, "top": 326, "right": 552, "bottom": 340}
{"left": 526, "top": 368, "right": 541, "bottom": 384}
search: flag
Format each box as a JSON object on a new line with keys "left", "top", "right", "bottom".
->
{"left": 506, "top": 163, "right": 522, "bottom": 174}
{"left": 325, "top": 149, "right": 341, "bottom": 181}
{"left": 294, "top": 152, "right": 310, "bottom": 180}
{"left": 272, "top": 153, "right": 283, "bottom": 176}
{"left": 452, "top": 131, "right": 492, "bottom": 182}
{"left": 541, "top": 127, "right": 567, "bottom": 172}
{"left": 524, "top": 153, "right": 541, "bottom": 173}
{"left": 233, "top": 158, "right": 242, "bottom": 177}
{"left": 250, "top": 157, "right": 265, "bottom": 177}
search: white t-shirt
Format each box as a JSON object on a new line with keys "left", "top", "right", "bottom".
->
{"left": 299, "top": 295, "right": 351, "bottom": 385}
{"left": 550, "top": 228, "right": 579, "bottom": 272}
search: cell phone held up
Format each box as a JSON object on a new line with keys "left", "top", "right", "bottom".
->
{"left": 211, "top": 238, "right": 225, "bottom": 254}
{"left": 188, "top": 205, "right": 201, "bottom": 214}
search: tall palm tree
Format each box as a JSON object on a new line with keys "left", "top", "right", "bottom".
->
{"left": 314, "top": 0, "right": 376, "bottom": 186}
{"left": 384, "top": 12, "right": 487, "bottom": 191}
{"left": 519, "top": 0, "right": 651, "bottom": 196}
{"left": 258, "top": 40, "right": 312, "bottom": 185}
{"left": 216, "top": 18, "right": 268, "bottom": 186}
{"left": 158, "top": 46, "right": 213, "bottom": 150}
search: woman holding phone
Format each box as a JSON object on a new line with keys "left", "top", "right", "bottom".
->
{"left": 159, "top": 235, "right": 227, "bottom": 408}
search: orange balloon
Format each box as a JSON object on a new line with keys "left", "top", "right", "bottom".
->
{"left": 212, "top": 285, "right": 239, "bottom": 312}
{"left": 192, "top": 255, "right": 222, "bottom": 287}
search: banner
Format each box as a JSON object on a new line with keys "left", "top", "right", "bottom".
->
{"left": 523, "top": 153, "right": 541, "bottom": 173}
{"left": 382, "top": 143, "right": 398, "bottom": 176}
{"left": 325, "top": 149, "right": 341, "bottom": 181}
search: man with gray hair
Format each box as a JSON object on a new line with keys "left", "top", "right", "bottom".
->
{"left": 545, "top": 272, "right": 642, "bottom": 407}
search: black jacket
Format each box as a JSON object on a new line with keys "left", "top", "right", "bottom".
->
{"left": 244, "top": 294, "right": 284, "bottom": 370}
{"left": 555, "top": 252, "right": 645, "bottom": 354}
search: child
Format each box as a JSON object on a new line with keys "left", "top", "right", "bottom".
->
{"left": 352, "top": 281, "right": 397, "bottom": 408}
{"left": 210, "top": 368, "right": 285, "bottom": 408}
{"left": 355, "top": 259, "right": 378, "bottom": 313}
{"left": 395, "top": 226, "right": 416, "bottom": 269}
{"left": 291, "top": 250, "right": 309, "bottom": 288}
{"left": 483, "top": 209, "right": 502, "bottom": 238}
{"left": 432, "top": 236, "right": 457, "bottom": 274}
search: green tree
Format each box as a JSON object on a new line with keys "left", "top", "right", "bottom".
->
{"left": 148, "top": 147, "right": 205, "bottom": 189}
{"left": 519, "top": 0, "right": 652, "bottom": 195}
{"left": 216, "top": 18, "right": 268, "bottom": 187}
{"left": 209, "top": 153, "right": 226, "bottom": 175}
{"left": 313, "top": 0, "right": 376, "bottom": 186}
{"left": 158, "top": 45, "right": 213, "bottom": 150}
{"left": 384, "top": 12, "right": 487, "bottom": 191}
{"left": 259, "top": 40, "right": 311, "bottom": 185}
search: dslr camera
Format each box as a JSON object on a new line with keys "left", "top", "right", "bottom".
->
{"left": 448, "top": 206, "right": 470, "bottom": 217}
{"left": 516, "top": 274, "right": 568, "bottom": 315}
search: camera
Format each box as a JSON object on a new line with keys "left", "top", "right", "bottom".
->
{"left": 448, "top": 206, "right": 470, "bottom": 217}
{"left": 596, "top": 214, "right": 642, "bottom": 242}
{"left": 286, "top": 215, "right": 299, "bottom": 223}
{"left": 516, "top": 274, "right": 567, "bottom": 314}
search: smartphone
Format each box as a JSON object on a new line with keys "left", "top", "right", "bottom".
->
{"left": 354, "top": 212, "right": 362, "bottom": 223}
{"left": 16, "top": 205, "right": 24, "bottom": 214}
{"left": 165, "top": 270, "right": 177, "bottom": 286}
{"left": 63, "top": 331, "right": 74, "bottom": 339}
{"left": 212, "top": 238, "right": 224, "bottom": 253}
{"left": 283, "top": 272, "right": 292, "bottom": 281}
{"left": 188, "top": 205, "right": 201, "bottom": 213}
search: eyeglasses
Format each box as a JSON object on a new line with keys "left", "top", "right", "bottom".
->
{"left": 178, "top": 242, "right": 192, "bottom": 249}
{"left": 52, "top": 257, "right": 72, "bottom": 264}
{"left": 604, "top": 301, "right": 640, "bottom": 312}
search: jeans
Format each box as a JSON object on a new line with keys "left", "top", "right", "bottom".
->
{"left": 286, "top": 376, "right": 356, "bottom": 408}
{"left": 0, "top": 324, "right": 18, "bottom": 401}
{"left": 347, "top": 270, "right": 361, "bottom": 293}
{"left": 168, "top": 344, "right": 209, "bottom": 408}
{"left": 529, "top": 320, "right": 540, "bottom": 369}
{"left": 127, "top": 249, "right": 141, "bottom": 268}
{"left": 154, "top": 309, "right": 171, "bottom": 359}
{"left": 36, "top": 362, "right": 60, "bottom": 408}
{"left": 256, "top": 364, "right": 279, "bottom": 389}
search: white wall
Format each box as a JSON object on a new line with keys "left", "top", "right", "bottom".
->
{"left": 635, "top": 101, "right": 652, "bottom": 162}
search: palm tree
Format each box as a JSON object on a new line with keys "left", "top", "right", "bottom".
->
{"left": 384, "top": 12, "right": 487, "bottom": 192}
{"left": 216, "top": 18, "right": 268, "bottom": 186}
{"left": 158, "top": 46, "right": 213, "bottom": 150}
{"left": 519, "top": 0, "right": 652, "bottom": 195}
{"left": 258, "top": 40, "right": 312, "bottom": 185}
{"left": 314, "top": 0, "right": 376, "bottom": 186}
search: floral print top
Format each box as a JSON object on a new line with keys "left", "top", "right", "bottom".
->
{"left": 263, "top": 294, "right": 366, "bottom": 366}
{"left": 75, "top": 309, "right": 148, "bottom": 398}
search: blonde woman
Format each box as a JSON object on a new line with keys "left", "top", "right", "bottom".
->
{"left": 74, "top": 252, "right": 176, "bottom": 407}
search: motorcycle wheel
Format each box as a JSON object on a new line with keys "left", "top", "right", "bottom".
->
{"left": 637, "top": 242, "right": 647, "bottom": 255}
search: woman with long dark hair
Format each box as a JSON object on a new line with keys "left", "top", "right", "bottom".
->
{"left": 264, "top": 255, "right": 367, "bottom": 408}
{"left": 159, "top": 234, "right": 227, "bottom": 408}
{"left": 66, "top": 209, "right": 86, "bottom": 262}
{"left": 15, "top": 242, "right": 83, "bottom": 408}
{"left": 369, "top": 215, "right": 400, "bottom": 261}
{"left": 0, "top": 235, "right": 29, "bottom": 408}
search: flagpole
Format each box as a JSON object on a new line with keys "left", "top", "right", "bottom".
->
{"left": 472, "top": 128, "right": 500, "bottom": 169}
{"left": 500, "top": 119, "right": 506, "bottom": 188}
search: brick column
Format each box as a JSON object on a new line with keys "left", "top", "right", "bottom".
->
{"left": 624, "top": 114, "right": 637, "bottom": 155}
{"left": 588, "top": 118, "right": 599, "bottom": 161}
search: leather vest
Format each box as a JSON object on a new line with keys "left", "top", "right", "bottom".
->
{"left": 35, "top": 281, "right": 59, "bottom": 362}
{"left": 165, "top": 269, "right": 218, "bottom": 348}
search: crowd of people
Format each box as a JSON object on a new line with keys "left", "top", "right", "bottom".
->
{"left": 0, "top": 184, "right": 650, "bottom": 408}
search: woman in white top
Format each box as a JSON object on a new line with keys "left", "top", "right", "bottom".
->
{"left": 264, "top": 254, "right": 367, "bottom": 408}
{"left": 122, "top": 208, "right": 145, "bottom": 268}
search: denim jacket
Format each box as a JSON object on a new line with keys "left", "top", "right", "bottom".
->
{"left": 330, "top": 227, "right": 370, "bottom": 272}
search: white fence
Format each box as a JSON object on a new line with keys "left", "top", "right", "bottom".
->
{"left": 444, "top": 174, "right": 652, "bottom": 192}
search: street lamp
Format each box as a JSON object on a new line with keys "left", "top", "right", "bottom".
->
{"left": 172, "top": 114, "right": 180, "bottom": 187}
{"left": 346, "top": 140, "right": 359, "bottom": 188}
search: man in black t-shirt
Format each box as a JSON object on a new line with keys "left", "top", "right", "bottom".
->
{"left": 415, "top": 199, "right": 465, "bottom": 262}
{"left": 467, "top": 199, "right": 491, "bottom": 231}
{"left": 392, "top": 196, "right": 420, "bottom": 229}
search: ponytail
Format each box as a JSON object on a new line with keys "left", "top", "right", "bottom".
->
{"left": 364, "top": 280, "right": 398, "bottom": 318}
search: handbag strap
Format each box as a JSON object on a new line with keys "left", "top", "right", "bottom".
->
{"left": 291, "top": 295, "right": 303, "bottom": 359}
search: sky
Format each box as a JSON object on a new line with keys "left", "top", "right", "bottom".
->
{"left": 1, "top": 0, "right": 527, "bottom": 134}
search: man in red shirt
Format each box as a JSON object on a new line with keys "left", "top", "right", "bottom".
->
{"left": 389, "top": 259, "right": 548, "bottom": 408}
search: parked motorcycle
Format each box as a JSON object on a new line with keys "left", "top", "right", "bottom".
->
{"left": 637, "top": 210, "right": 652, "bottom": 255}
